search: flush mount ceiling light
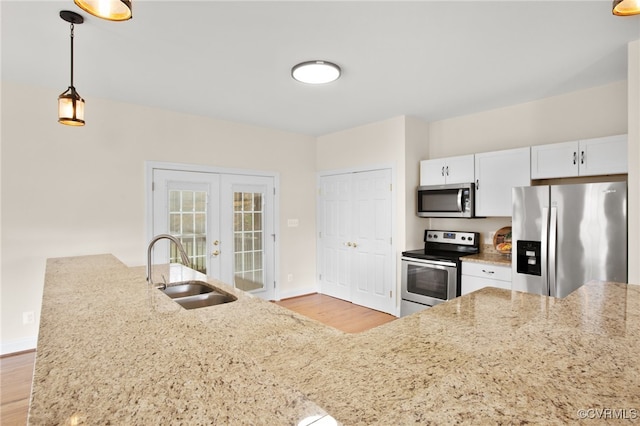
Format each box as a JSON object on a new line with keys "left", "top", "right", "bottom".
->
{"left": 58, "top": 10, "right": 85, "bottom": 126}
{"left": 74, "top": 0, "right": 132, "bottom": 21}
{"left": 291, "top": 61, "right": 341, "bottom": 84}
{"left": 613, "top": 0, "right": 640, "bottom": 15}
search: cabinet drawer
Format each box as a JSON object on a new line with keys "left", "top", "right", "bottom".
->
{"left": 462, "top": 262, "right": 511, "bottom": 282}
{"left": 461, "top": 275, "right": 511, "bottom": 296}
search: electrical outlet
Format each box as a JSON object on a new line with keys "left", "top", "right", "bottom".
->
{"left": 287, "top": 274, "right": 293, "bottom": 282}
{"left": 287, "top": 219, "right": 299, "bottom": 227}
{"left": 23, "top": 311, "right": 35, "bottom": 325}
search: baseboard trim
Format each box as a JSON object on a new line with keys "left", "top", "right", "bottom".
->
{"left": 276, "top": 286, "right": 318, "bottom": 301}
{"left": 1, "top": 337, "right": 37, "bottom": 356}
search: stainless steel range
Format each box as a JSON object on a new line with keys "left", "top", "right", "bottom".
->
{"left": 401, "top": 229, "right": 479, "bottom": 317}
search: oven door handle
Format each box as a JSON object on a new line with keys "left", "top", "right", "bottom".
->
{"left": 457, "top": 189, "right": 463, "bottom": 212}
{"left": 401, "top": 257, "right": 457, "bottom": 268}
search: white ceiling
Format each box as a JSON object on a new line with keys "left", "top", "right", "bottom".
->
{"left": 2, "top": 1, "right": 639, "bottom": 136}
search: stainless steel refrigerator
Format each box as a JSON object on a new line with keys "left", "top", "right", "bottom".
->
{"left": 512, "top": 181, "right": 627, "bottom": 298}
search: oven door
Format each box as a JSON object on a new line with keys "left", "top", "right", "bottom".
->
{"left": 401, "top": 257, "right": 457, "bottom": 306}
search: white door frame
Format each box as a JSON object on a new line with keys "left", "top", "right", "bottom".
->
{"left": 145, "top": 161, "right": 280, "bottom": 300}
{"left": 316, "top": 163, "right": 398, "bottom": 316}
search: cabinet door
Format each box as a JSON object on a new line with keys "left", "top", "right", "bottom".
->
{"left": 531, "top": 141, "right": 579, "bottom": 179}
{"left": 579, "top": 134, "right": 627, "bottom": 176}
{"left": 419, "top": 159, "right": 446, "bottom": 186}
{"left": 444, "top": 154, "right": 475, "bottom": 184}
{"left": 475, "top": 147, "right": 531, "bottom": 217}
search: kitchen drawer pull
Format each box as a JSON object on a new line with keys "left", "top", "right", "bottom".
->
{"left": 482, "top": 269, "right": 495, "bottom": 274}
{"left": 573, "top": 152, "right": 577, "bottom": 165}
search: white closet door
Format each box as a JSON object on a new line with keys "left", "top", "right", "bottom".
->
{"left": 318, "top": 168, "right": 395, "bottom": 315}
{"left": 350, "top": 169, "right": 394, "bottom": 313}
{"left": 318, "top": 174, "right": 352, "bottom": 301}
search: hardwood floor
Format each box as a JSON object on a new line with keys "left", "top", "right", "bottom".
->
{"left": 0, "top": 294, "right": 395, "bottom": 425}
{"left": 274, "top": 293, "right": 396, "bottom": 333}
{"left": 1, "top": 350, "right": 35, "bottom": 426}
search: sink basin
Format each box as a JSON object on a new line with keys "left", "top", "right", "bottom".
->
{"left": 162, "top": 281, "right": 214, "bottom": 298}
{"left": 160, "top": 280, "right": 237, "bottom": 309}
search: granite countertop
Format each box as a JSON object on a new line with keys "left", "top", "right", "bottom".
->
{"left": 462, "top": 252, "right": 512, "bottom": 266}
{"left": 30, "top": 254, "right": 640, "bottom": 425}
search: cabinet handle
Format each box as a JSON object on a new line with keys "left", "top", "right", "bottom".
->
{"left": 352, "top": 242, "right": 358, "bottom": 248}
{"left": 442, "top": 166, "right": 445, "bottom": 177}
{"left": 346, "top": 242, "right": 352, "bottom": 247}
{"left": 213, "top": 240, "right": 220, "bottom": 246}
{"left": 476, "top": 179, "right": 479, "bottom": 190}
{"left": 581, "top": 151, "right": 585, "bottom": 164}
{"left": 445, "top": 166, "right": 449, "bottom": 176}
{"left": 482, "top": 269, "right": 495, "bottom": 274}
{"left": 212, "top": 250, "right": 220, "bottom": 256}
{"left": 573, "top": 152, "right": 577, "bottom": 165}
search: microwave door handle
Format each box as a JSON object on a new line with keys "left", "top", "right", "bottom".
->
{"left": 457, "top": 189, "right": 463, "bottom": 212}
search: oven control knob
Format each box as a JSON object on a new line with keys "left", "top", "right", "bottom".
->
{"left": 427, "top": 234, "right": 432, "bottom": 239}
{"left": 468, "top": 236, "right": 473, "bottom": 241}
{"left": 461, "top": 236, "right": 466, "bottom": 241}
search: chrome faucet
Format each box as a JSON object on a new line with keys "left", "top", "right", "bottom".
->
{"left": 147, "top": 234, "right": 191, "bottom": 290}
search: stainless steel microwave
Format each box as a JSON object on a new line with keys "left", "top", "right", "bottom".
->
{"left": 417, "top": 183, "right": 475, "bottom": 218}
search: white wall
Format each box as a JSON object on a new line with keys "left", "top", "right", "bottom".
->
{"left": 1, "top": 82, "right": 317, "bottom": 354}
{"left": 404, "top": 116, "right": 430, "bottom": 250}
{"left": 425, "top": 81, "right": 629, "bottom": 246}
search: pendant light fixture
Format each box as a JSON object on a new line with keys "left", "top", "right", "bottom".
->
{"left": 292, "top": 61, "right": 341, "bottom": 84}
{"left": 612, "top": 0, "right": 640, "bottom": 15}
{"left": 58, "top": 11, "right": 85, "bottom": 126}
{"left": 74, "top": 0, "right": 132, "bottom": 21}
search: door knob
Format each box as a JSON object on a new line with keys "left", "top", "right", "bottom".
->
{"left": 352, "top": 242, "right": 358, "bottom": 248}
{"left": 346, "top": 242, "right": 352, "bottom": 247}
{"left": 212, "top": 250, "right": 220, "bottom": 256}
{"left": 213, "top": 240, "right": 220, "bottom": 246}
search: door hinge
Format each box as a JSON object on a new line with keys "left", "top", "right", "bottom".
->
{"left": 390, "top": 290, "right": 393, "bottom": 298}
{"left": 273, "top": 187, "right": 276, "bottom": 195}
{"left": 319, "top": 274, "right": 322, "bottom": 281}
{"left": 152, "top": 182, "right": 155, "bottom": 191}
{"left": 390, "top": 183, "right": 392, "bottom": 191}
{"left": 390, "top": 237, "right": 392, "bottom": 245}
{"left": 318, "top": 188, "right": 322, "bottom": 196}
{"left": 319, "top": 231, "right": 322, "bottom": 238}
{"left": 274, "top": 280, "right": 276, "bottom": 288}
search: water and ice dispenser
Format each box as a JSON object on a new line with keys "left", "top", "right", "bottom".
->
{"left": 516, "top": 240, "right": 542, "bottom": 276}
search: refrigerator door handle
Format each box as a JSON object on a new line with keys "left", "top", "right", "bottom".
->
{"left": 548, "top": 207, "right": 558, "bottom": 297}
{"left": 541, "top": 207, "right": 549, "bottom": 296}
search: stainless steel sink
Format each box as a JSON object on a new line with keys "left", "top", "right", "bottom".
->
{"left": 162, "top": 281, "right": 214, "bottom": 298}
{"left": 161, "top": 281, "right": 237, "bottom": 309}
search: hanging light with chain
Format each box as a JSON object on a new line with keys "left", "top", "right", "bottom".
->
{"left": 58, "top": 11, "right": 85, "bottom": 126}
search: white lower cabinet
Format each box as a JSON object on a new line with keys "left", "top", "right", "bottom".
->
{"left": 461, "top": 261, "right": 511, "bottom": 295}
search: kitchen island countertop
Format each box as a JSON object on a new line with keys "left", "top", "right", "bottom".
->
{"left": 30, "top": 254, "right": 640, "bottom": 424}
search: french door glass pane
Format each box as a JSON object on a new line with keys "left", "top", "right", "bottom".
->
{"left": 168, "top": 189, "right": 207, "bottom": 274}
{"left": 233, "top": 191, "right": 264, "bottom": 292}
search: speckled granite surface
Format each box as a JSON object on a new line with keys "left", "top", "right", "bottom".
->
{"left": 30, "top": 254, "right": 640, "bottom": 425}
{"left": 462, "top": 252, "right": 512, "bottom": 266}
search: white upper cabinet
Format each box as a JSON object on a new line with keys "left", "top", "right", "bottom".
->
{"left": 531, "top": 134, "right": 627, "bottom": 179}
{"left": 419, "top": 154, "right": 475, "bottom": 186}
{"left": 475, "top": 147, "right": 531, "bottom": 217}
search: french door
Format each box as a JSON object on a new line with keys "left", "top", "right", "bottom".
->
{"left": 318, "top": 168, "right": 395, "bottom": 314}
{"left": 151, "top": 167, "right": 275, "bottom": 300}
